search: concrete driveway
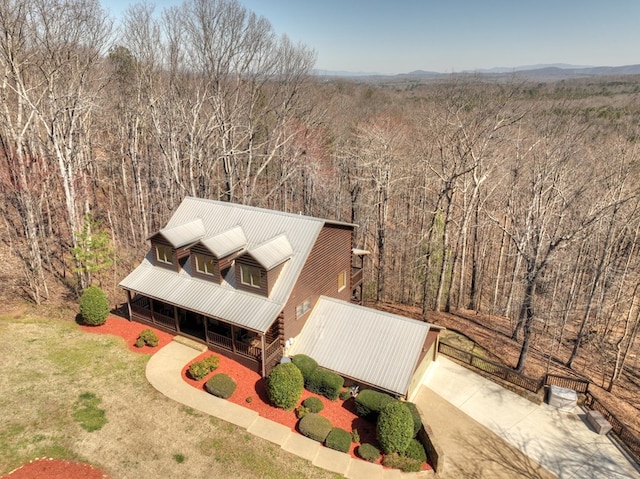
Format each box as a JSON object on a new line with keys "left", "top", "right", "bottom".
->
{"left": 418, "top": 357, "right": 640, "bottom": 479}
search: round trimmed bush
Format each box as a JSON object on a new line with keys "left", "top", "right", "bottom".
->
{"left": 305, "top": 368, "right": 344, "bottom": 401}
{"left": 404, "top": 438, "right": 427, "bottom": 463}
{"left": 79, "top": 286, "right": 110, "bottom": 326}
{"left": 291, "top": 354, "right": 318, "bottom": 380}
{"left": 325, "top": 427, "right": 351, "bottom": 453}
{"left": 302, "top": 396, "right": 324, "bottom": 413}
{"left": 376, "top": 401, "right": 414, "bottom": 454}
{"left": 267, "top": 362, "right": 304, "bottom": 410}
{"left": 135, "top": 328, "right": 159, "bottom": 348}
{"left": 404, "top": 401, "right": 422, "bottom": 437}
{"left": 355, "top": 389, "right": 395, "bottom": 418}
{"left": 205, "top": 373, "right": 237, "bottom": 399}
{"left": 298, "top": 413, "right": 332, "bottom": 442}
{"left": 357, "top": 443, "right": 381, "bottom": 462}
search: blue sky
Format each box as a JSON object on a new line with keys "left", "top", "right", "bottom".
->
{"left": 101, "top": 0, "right": 640, "bottom": 74}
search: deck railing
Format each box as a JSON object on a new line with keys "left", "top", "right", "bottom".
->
{"left": 207, "top": 331, "right": 233, "bottom": 351}
{"left": 545, "top": 373, "right": 590, "bottom": 394}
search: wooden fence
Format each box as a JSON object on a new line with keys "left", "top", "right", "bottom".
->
{"left": 437, "top": 341, "right": 640, "bottom": 466}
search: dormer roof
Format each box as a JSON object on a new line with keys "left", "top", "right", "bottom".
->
{"left": 153, "top": 218, "right": 206, "bottom": 248}
{"left": 201, "top": 225, "right": 247, "bottom": 258}
{"left": 247, "top": 234, "right": 293, "bottom": 270}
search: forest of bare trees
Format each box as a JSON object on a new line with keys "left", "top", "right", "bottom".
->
{"left": 2, "top": 0, "right": 640, "bottom": 391}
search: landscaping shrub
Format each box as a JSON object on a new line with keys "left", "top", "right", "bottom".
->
{"left": 298, "top": 413, "right": 332, "bottom": 442}
{"left": 404, "top": 401, "right": 422, "bottom": 437}
{"left": 339, "top": 389, "right": 351, "bottom": 401}
{"left": 354, "top": 389, "right": 395, "bottom": 418}
{"left": 134, "top": 328, "right": 159, "bottom": 348}
{"left": 295, "top": 405, "right": 310, "bottom": 419}
{"left": 188, "top": 355, "right": 219, "bottom": 380}
{"left": 205, "top": 373, "right": 237, "bottom": 399}
{"left": 291, "top": 354, "right": 318, "bottom": 380}
{"left": 357, "top": 443, "right": 380, "bottom": 462}
{"left": 79, "top": 286, "right": 109, "bottom": 326}
{"left": 305, "top": 367, "right": 344, "bottom": 401}
{"left": 324, "top": 427, "right": 351, "bottom": 453}
{"left": 404, "top": 438, "right": 427, "bottom": 463}
{"left": 376, "top": 401, "right": 414, "bottom": 454}
{"left": 351, "top": 428, "right": 360, "bottom": 443}
{"left": 382, "top": 452, "right": 422, "bottom": 473}
{"left": 302, "top": 396, "right": 324, "bottom": 413}
{"left": 266, "top": 362, "right": 304, "bottom": 410}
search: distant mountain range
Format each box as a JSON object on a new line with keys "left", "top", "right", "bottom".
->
{"left": 313, "top": 64, "right": 640, "bottom": 81}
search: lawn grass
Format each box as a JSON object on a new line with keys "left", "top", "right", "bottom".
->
{"left": 0, "top": 311, "right": 340, "bottom": 479}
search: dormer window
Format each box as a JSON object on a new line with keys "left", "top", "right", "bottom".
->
{"left": 240, "top": 264, "right": 262, "bottom": 288}
{"left": 156, "top": 244, "right": 174, "bottom": 265}
{"left": 194, "top": 253, "right": 215, "bottom": 276}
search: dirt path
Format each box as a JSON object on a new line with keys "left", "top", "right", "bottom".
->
{"left": 415, "top": 387, "right": 556, "bottom": 479}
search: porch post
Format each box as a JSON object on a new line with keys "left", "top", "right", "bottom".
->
{"left": 149, "top": 298, "right": 155, "bottom": 324}
{"left": 174, "top": 306, "right": 180, "bottom": 333}
{"left": 261, "top": 334, "right": 266, "bottom": 377}
{"left": 125, "top": 290, "right": 132, "bottom": 321}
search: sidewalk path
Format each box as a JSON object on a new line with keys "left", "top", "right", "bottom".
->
{"left": 146, "top": 340, "right": 431, "bottom": 479}
{"left": 422, "top": 356, "right": 640, "bottom": 479}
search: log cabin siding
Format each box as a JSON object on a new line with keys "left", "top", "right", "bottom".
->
{"left": 281, "top": 223, "right": 354, "bottom": 340}
{"left": 150, "top": 238, "right": 179, "bottom": 272}
{"left": 235, "top": 255, "right": 268, "bottom": 296}
{"left": 190, "top": 244, "right": 222, "bottom": 283}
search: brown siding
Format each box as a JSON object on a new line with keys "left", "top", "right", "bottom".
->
{"left": 235, "top": 254, "right": 268, "bottom": 296}
{"left": 150, "top": 238, "right": 178, "bottom": 272}
{"left": 190, "top": 244, "right": 221, "bottom": 283}
{"left": 282, "top": 223, "right": 354, "bottom": 340}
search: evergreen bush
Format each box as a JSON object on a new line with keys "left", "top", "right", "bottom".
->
{"left": 404, "top": 401, "right": 422, "bottom": 437}
{"left": 205, "top": 373, "right": 237, "bottom": 399}
{"left": 291, "top": 354, "right": 318, "bottom": 380}
{"left": 404, "top": 438, "right": 427, "bottom": 463}
{"left": 134, "top": 328, "right": 159, "bottom": 348}
{"left": 376, "top": 401, "right": 414, "bottom": 454}
{"left": 79, "top": 286, "right": 110, "bottom": 326}
{"left": 302, "top": 396, "right": 324, "bottom": 413}
{"left": 382, "top": 452, "right": 422, "bottom": 472}
{"left": 325, "top": 427, "right": 352, "bottom": 453}
{"left": 266, "top": 362, "right": 304, "bottom": 410}
{"left": 298, "top": 413, "right": 332, "bottom": 442}
{"left": 357, "top": 443, "right": 381, "bottom": 462}
{"left": 188, "top": 355, "right": 219, "bottom": 380}
{"left": 354, "top": 389, "right": 395, "bottom": 418}
{"left": 305, "top": 367, "right": 344, "bottom": 400}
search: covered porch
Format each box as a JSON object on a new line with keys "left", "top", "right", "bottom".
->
{"left": 126, "top": 292, "right": 282, "bottom": 375}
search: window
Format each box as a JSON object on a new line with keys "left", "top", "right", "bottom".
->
{"left": 337, "top": 269, "right": 347, "bottom": 292}
{"left": 240, "top": 264, "right": 261, "bottom": 288}
{"left": 296, "top": 299, "right": 311, "bottom": 319}
{"left": 156, "top": 244, "right": 173, "bottom": 265}
{"left": 194, "top": 253, "right": 215, "bottom": 276}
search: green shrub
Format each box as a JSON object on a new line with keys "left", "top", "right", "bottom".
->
{"left": 135, "top": 328, "right": 159, "bottom": 348}
{"left": 339, "top": 389, "right": 351, "bottom": 401}
{"left": 295, "top": 405, "right": 310, "bottom": 419}
{"left": 298, "top": 413, "right": 332, "bottom": 442}
{"left": 325, "top": 427, "right": 351, "bottom": 453}
{"left": 404, "top": 438, "right": 427, "bottom": 463}
{"left": 376, "top": 401, "right": 414, "bottom": 454}
{"left": 305, "top": 367, "right": 344, "bottom": 401}
{"left": 188, "top": 355, "right": 219, "bottom": 380}
{"left": 302, "top": 396, "right": 324, "bottom": 413}
{"left": 351, "top": 428, "right": 360, "bottom": 443}
{"left": 382, "top": 452, "right": 422, "bottom": 472}
{"left": 357, "top": 443, "right": 380, "bottom": 462}
{"left": 354, "top": 389, "right": 395, "bottom": 418}
{"left": 79, "top": 286, "right": 109, "bottom": 326}
{"left": 205, "top": 373, "right": 237, "bottom": 399}
{"left": 404, "top": 402, "right": 422, "bottom": 437}
{"left": 267, "top": 362, "right": 304, "bottom": 410}
{"left": 291, "top": 354, "right": 318, "bottom": 380}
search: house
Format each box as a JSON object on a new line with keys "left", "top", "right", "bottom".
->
{"left": 119, "top": 196, "right": 439, "bottom": 398}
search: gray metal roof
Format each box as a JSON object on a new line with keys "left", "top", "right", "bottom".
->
{"left": 249, "top": 234, "right": 293, "bottom": 270}
{"left": 120, "top": 197, "right": 334, "bottom": 332}
{"left": 158, "top": 218, "right": 206, "bottom": 248}
{"left": 201, "top": 225, "right": 247, "bottom": 258}
{"left": 288, "top": 297, "right": 431, "bottom": 396}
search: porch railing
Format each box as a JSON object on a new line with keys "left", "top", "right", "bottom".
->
{"left": 207, "top": 331, "right": 233, "bottom": 351}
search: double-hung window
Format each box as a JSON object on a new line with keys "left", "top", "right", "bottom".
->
{"left": 240, "top": 264, "right": 261, "bottom": 288}
{"left": 195, "top": 254, "right": 215, "bottom": 276}
{"left": 156, "top": 244, "right": 174, "bottom": 265}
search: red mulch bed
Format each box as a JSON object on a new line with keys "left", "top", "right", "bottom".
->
{"left": 0, "top": 458, "right": 110, "bottom": 479}
{"left": 78, "top": 316, "right": 430, "bottom": 471}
